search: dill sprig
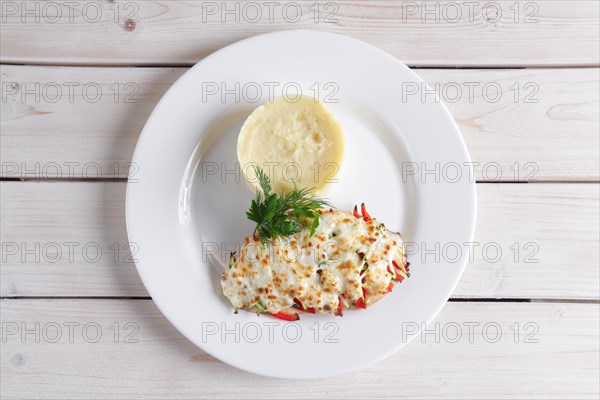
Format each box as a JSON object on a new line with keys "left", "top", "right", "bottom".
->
{"left": 246, "top": 167, "right": 331, "bottom": 244}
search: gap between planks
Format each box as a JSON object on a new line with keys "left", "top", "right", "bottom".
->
{"left": 2, "top": 179, "right": 599, "bottom": 184}
{"left": 2, "top": 62, "right": 599, "bottom": 69}
{"left": 2, "top": 297, "right": 599, "bottom": 305}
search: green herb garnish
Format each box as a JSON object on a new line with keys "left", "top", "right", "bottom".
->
{"left": 246, "top": 167, "right": 331, "bottom": 244}
{"left": 250, "top": 300, "right": 266, "bottom": 315}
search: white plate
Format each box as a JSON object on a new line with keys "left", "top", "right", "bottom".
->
{"left": 126, "top": 30, "right": 476, "bottom": 379}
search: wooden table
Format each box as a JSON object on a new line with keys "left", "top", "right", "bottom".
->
{"left": 1, "top": 1, "right": 599, "bottom": 398}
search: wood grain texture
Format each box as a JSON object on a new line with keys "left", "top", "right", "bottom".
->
{"left": 0, "top": 182, "right": 145, "bottom": 297}
{"left": 0, "top": 1, "right": 598, "bottom": 67}
{"left": 1, "top": 299, "right": 598, "bottom": 399}
{"left": 1, "top": 66, "right": 598, "bottom": 180}
{"left": 1, "top": 181, "right": 598, "bottom": 299}
{"left": 0, "top": 66, "right": 184, "bottom": 180}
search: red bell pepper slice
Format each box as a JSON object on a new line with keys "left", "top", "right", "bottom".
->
{"left": 269, "top": 310, "right": 300, "bottom": 321}
{"left": 293, "top": 298, "right": 316, "bottom": 314}
{"left": 387, "top": 265, "right": 397, "bottom": 279}
{"left": 335, "top": 296, "right": 344, "bottom": 316}
{"left": 361, "top": 203, "right": 372, "bottom": 221}
{"left": 355, "top": 297, "right": 367, "bottom": 309}
{"left": 392, "top": 260, "right": 408, "bottom": 277}
{"left": 355, "top": 287, "right": 368, "bottom": 309}
{"left": 387, "top": 282, "right": 394, "bottom": 292}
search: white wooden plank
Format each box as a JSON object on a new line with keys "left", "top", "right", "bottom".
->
{"left": 0, "top": 1, "right": 598, "bottom": 67}
{"left": 0, "top": 66, "right": 184, "bottom": 180}
{"left": 0, "top": 182, "right": 146, "bottom": 297}
{"left": 1, "top": 181, "right": 598, "bottom": 299}
{"left": 1, "top": 300, "right": 598, "bottom": 399}
{"left": 1, "top": 66, "right": 598, "bottom": 181}
{"left": 428, "top": 68, "right": 600, "bottom": 181}
{"left": 461, "top": 183, "right": 600, "bottom": 299}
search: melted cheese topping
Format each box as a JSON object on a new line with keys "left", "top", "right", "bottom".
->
{"left": 221, "top": 210, "right": 407, "bottom": 315}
